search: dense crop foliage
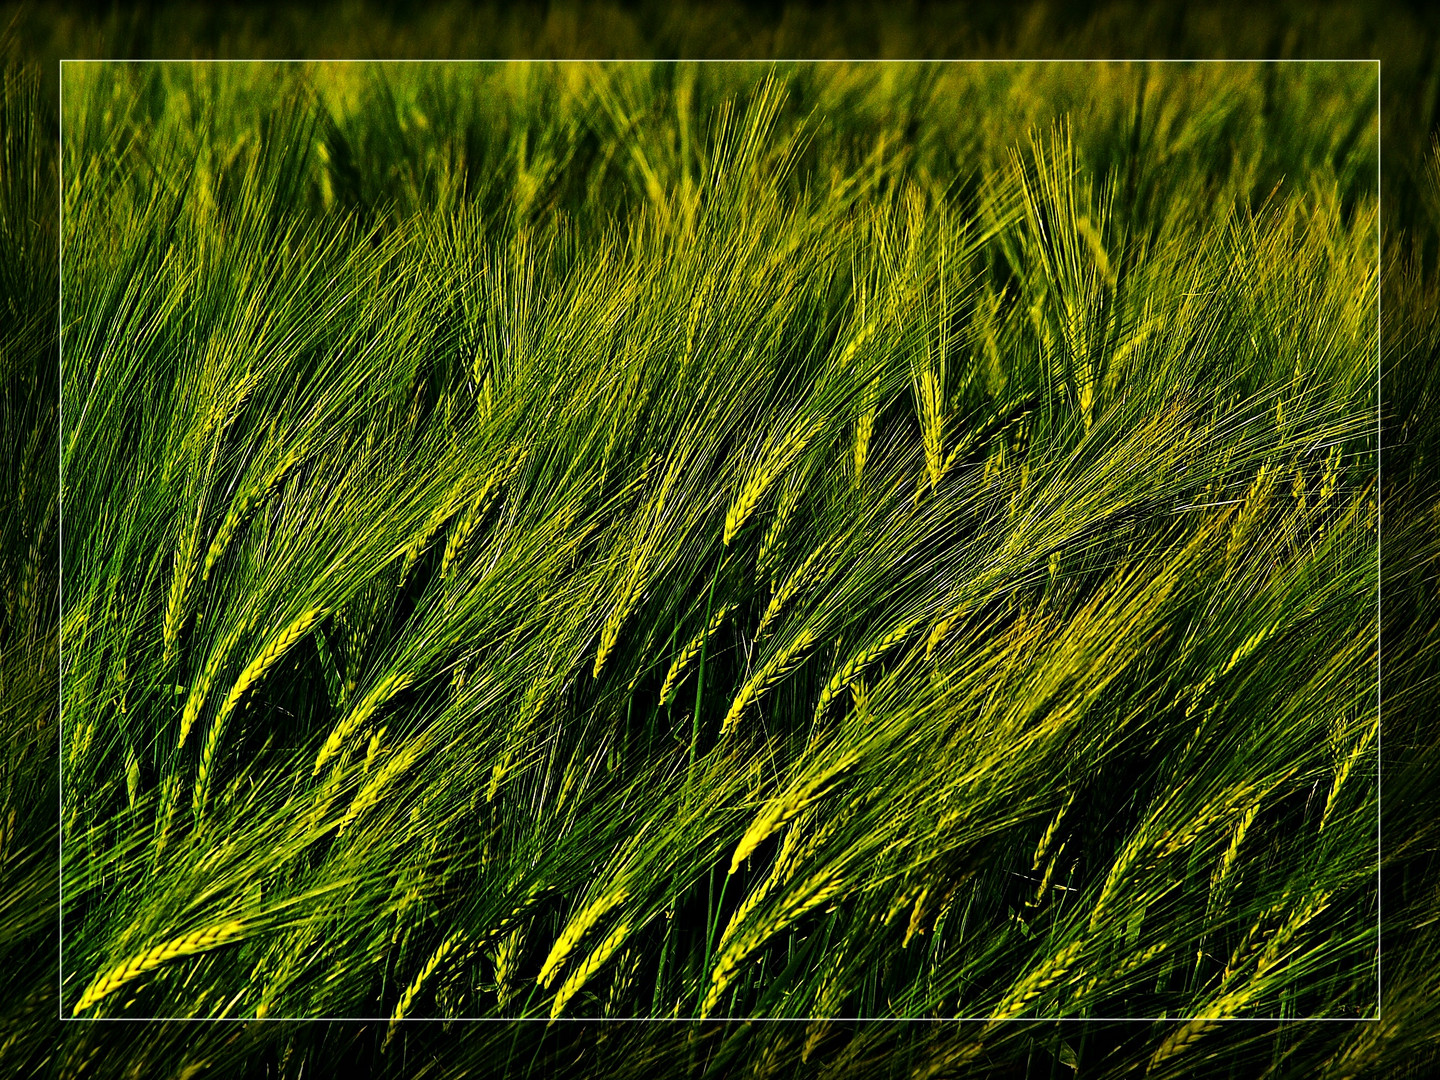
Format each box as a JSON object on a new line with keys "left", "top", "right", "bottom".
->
{"left": 4, "top": 5, "right": 1439, "bottom": 1078}
{"left": 58, "top": 56, "right": 1380, "bottom": 1025}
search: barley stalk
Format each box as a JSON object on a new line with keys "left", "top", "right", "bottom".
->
{"left": 73, "top": 920, "right": 245, "bottom": 1014}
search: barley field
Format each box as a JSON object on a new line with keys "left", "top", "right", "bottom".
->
{"left": 5, "top": 5, "right": 1440, "bottom": 1079}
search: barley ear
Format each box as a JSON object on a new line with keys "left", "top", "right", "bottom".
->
{"left": 658, "top": 604, "right": 734, "bottom": 706}
{"left": 548, "top": 919, "right": 631, "bottom": 1023}
{"left": 384, "top": 930, "right": 466, "bottom": 1049}
{"left": 720, "top": 627, "right": 817, "bottom": 738}
{"left": 314, "top": 671, "right": 412, "bottom": 777}
{"left": 72, "top": 920, "right": 245, "bottom": 1014}
{"left": 724, "top": 417, "right": 824, "bottom": 546}
{"left": 537, "top": 889, "right": 629, "bottom": 991}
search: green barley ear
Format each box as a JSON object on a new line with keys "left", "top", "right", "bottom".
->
{"left": 72, "top": 921, "right": 246, "bottom": 1014}
{"left": 985, "top": 940, "right": 1083, "bottom": 1025}
{"left": 548, "top": 919, "right": 631, "bottom": 1023}
{"left": 400, "top": 504, "right": 454, "bottom": 588}
{"left": 162, "top": 548, "right": 197, "bottom": 668}
{"left": 336, "top": 738, "right": 423, "bottom": 836}
{"left": 594, "top": 570, "right": 643, "bottom": 680}
{"left": 852, "top": 393, "right": 877, "bottom": 489}
{"left": 720, "top": 626, "right": 817, "bottom": 738}
{"left": 441, "top": 445, "right": 523, "bottom": 581}
{"left": 755, "top": 476, "right": 803, "bottom": 587}
{"left": 215, "top": 608, "right": 326, "bottom": 732}
{"left": 1320, "top": 715, "right": 1376, "bottom": 833}
{"left": 385, "top": 930, "right": 466, "bottom": 1049}
{"left": 814, "top": 616, "right": 920, "bottom": 723}
{"left": 191, "top": 608, "right": 323, "bottom": 819}
{"left": 177, "top": 620, "right": 251, "bottom": 747}
{"left": 491, "top": 922, "right": 525, "bottom": 1011}
{"left": 913, "top": 359, "right": 945, "bottom": 491}
{"left": 701, "top": 865, "right": 843, "bottom": 1018}
{"left": 724, "top": 416, "right": 824, "bottom": 547}
{"left": 1032, "top": 788, "right": 1076, "bottom": 872}
{"left": 729, "top": 746, "right": 859, "bottom": 873}
{"left": 658, "top": 603, "right": 734, "bottom": 707}
{"left": 537, "top": 888, "right": 629, "bottom": 991}
{"left": 314, "top": 670, "right": 412, "bottom": 777}
{"left": 201, "top": 446, "right": 304, "bottom": 587}
{"left": 124, "top": 746, "right": 141, "bottom": 809}
{"left": 755, "top": 538, "right": 838, "bottom": 645}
